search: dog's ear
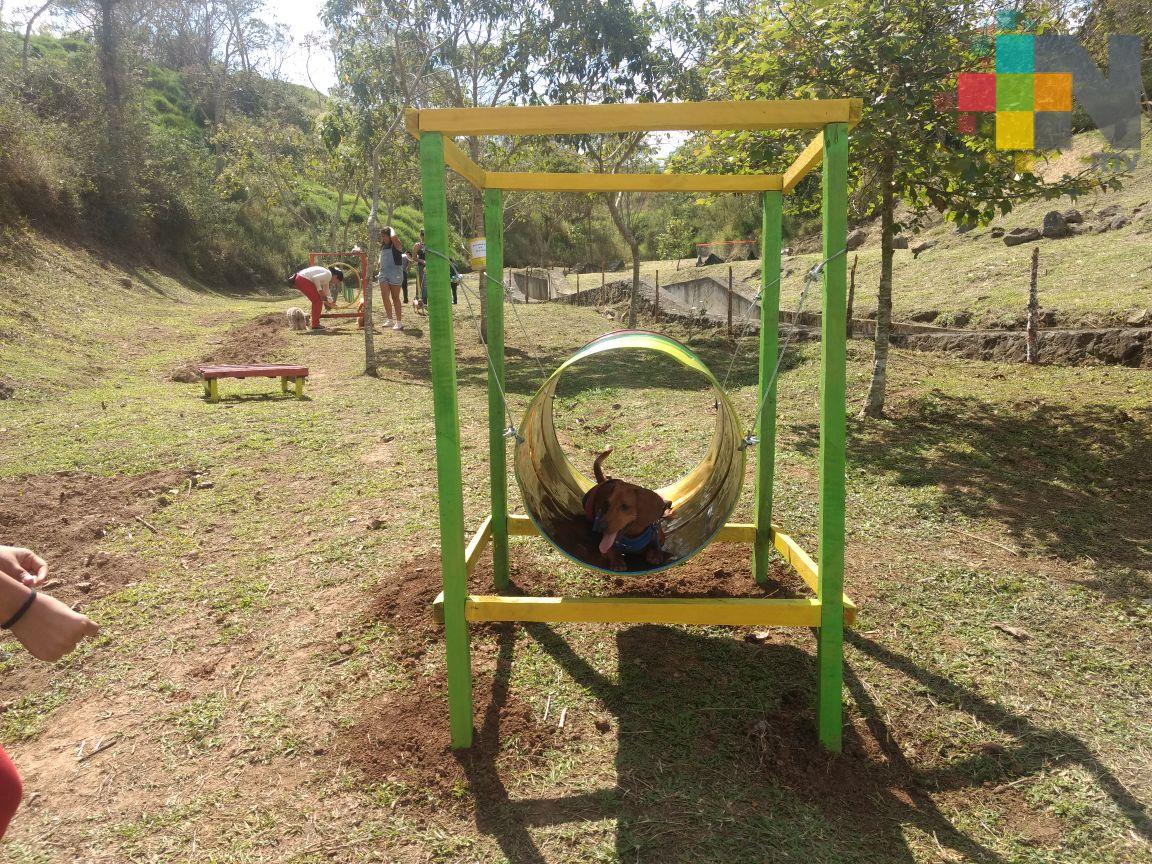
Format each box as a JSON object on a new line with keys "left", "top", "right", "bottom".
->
{"left": 584, "top": 480, "right": 614, "bottom": 519}
{"left": 635, "top": 488, "right": 667, "bottom": 528}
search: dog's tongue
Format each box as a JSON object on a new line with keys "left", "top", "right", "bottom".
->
{"left": 599, "top": 531, "right": 619, "bottom": 555}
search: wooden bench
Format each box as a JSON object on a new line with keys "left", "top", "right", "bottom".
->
{"left": 198, "top": 364, "right": 309, "bottom": 402}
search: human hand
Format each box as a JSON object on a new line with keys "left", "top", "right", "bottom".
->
{"left": 0, "top": 546, "right": 48, "bottom": 588}
{"left": 9, "top": 592, "right": 99, "bottom": 662}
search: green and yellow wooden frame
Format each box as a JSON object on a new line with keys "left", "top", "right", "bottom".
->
{"left": 411, "top": 97, "right": 861, "bottom": 752}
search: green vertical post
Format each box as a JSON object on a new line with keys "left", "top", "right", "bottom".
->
{"left": 816, "top": 123, "right": 849, "bottom": 752}
{"left": 484, "top": 189, "right": 509, "bottom": 591}
{"left": 752, "top": 190, "right": 782, "bottom": 585}
{"left": 420, "top": 132, "right": 473, "bottom": 749}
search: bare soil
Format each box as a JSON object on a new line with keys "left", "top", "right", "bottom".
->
{"left": 170, "top": 312, "right": 289, "bottom": 381}
{"left": 0, "top": 469, "right": 195, "bottom": 604}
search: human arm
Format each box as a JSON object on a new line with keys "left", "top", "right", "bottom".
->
{"left": 0, "top": 546, "right": 99, "bottom": 662}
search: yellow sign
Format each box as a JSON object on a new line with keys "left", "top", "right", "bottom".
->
{"left": 469, "top": 237, "right": 486, "bottom": 269}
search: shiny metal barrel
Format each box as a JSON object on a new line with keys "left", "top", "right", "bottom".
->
{"left": 513, "top": 330, "right": 747, "bottom": 574}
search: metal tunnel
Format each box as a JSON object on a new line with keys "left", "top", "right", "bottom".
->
{"left": 513, "top": 330, "right": 747, "bottom": 574}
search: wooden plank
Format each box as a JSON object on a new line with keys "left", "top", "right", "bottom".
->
{"left": 443, "top": 138, "right": 486, "bottom": 189}
{"left": 464, "top": 595, "right": 823, "bottom": 627}
{"left": 415, "top": 99, "right": 861, "bottom": 136}
{"left": 783, "top": 133, "right": 825, "bottom": 193}
{"left": 713, "top": 523, "right": 757, "bottom": 543}
{"left": 816, "top": 122, "right": 850, "bottom": 752}
{"left": 198, "top": 364, "right": 309, "bottom": 379}
{"left": 464, "top": 515, "right": 494, "bottom": 577}
{"left": 484, "top": 190, "right": 510, "bottom": 590}
{"left": 754, "top": 191, "right": 783, "bottom": 583}
{"left": 773, "top": 529, "right": 856, "bottom": 622}
{"left": 486, "top": 172, "right": 783, "bottom": 193}
{"left": 508, "top": 514, "right": 538, "bottom": 536}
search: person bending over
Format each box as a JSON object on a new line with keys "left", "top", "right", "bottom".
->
{"left": 0, "top": 545, "right": 99, "bottom": 838}
{"left": 292, "top": 266, "right": 344, "bottom": 331}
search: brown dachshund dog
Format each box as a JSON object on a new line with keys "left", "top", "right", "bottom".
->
{"left": 583, "top": 448, "right": 670, "bottom": 571}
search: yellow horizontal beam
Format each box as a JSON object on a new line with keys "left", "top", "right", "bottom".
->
{"left": 468, "top": 595, "right": 823, "bottom": 627}
{"left": 444, "top": 138, "right": 486, "bottom": 189}
{"left": 464, "top": 515, "right": 493, "bottom": 577}
{"left": 486, "top": 171, "right": 782, "bottom": 193}
{"left": 508, "top": 513, "right": 537, "bottom": 536}
{"left": 772, "top": 529, "right": 856, "bottom": 620}
{"left": 713, "top": 523, "right": 758, "bottom": 543}
{"left": 414, "top": 99, "right": 863, "bottom": 136}
{"left": 783, "top": 132, "right": 825, "bottom": 193}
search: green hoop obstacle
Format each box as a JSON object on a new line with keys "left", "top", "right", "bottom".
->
{"left": 415, "top": 98, "right": 860, "bottom": 753}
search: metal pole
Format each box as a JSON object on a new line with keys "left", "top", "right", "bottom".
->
{"left": 816, "top": 122, "right": 849, "bottom": 753}
{"left": 419, "top": 131, "right": 473, "bottom": 750}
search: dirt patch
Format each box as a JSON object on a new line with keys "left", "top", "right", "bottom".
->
{"left": 339, "top": 663, "right": 556, "bottom": 806}
{"left": 0, "top": 469, "right": 195, "bottom": 603}
{"left": 170, "top": 312, "right": 289, "bottom": 381}
{"left": 0, "top": 376, "right": 14, "bottom": 399}
{"left": 895, "top": 327, "right": 1152, "bottom": 368}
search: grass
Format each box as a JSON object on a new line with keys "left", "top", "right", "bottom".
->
{"left": 0, "top": 223, "right": 1150, "bottom": 863}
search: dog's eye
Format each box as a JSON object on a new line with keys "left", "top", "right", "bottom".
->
{"left": 621, "top": 503, "right": 631, "bottom": 510}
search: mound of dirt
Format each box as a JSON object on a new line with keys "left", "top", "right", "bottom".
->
{"left": 170, "top": 312, "right": 289, "bottom": 381}
{"left": 340, "top": 666, "right": 556, "bottom": 805}
{"left": 0, "top": 469, "right": 195, "bottom": 602}
{"left": 0, "top": 376, "right": 14, "bottom": 399}
{"left": 896, "top": 327, "right": 1152, "bottom": 367}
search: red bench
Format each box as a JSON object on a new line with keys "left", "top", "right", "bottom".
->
{"left": 198, "top": 364, "right": 309, "bottom": 402}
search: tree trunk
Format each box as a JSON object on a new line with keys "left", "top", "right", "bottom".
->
{"left": 22, "top": 1, "right": 54, "bottom": 76}
{"left": 96, "top": 0, "right": 134, "bottom": 235}
{"left": 860, "top": 155, "right": 895, "bottom": 419}
{"left": 363, "top": 151, "right": 380, "bottom": 375}
{"left": 330, "top": 188, "right": 344, "bottom": 250}
{"left": 604, "top": 193, "right": 639, "bottom": 328}
{"left": 846, "top": 254, "right": 858, "bottom": 339}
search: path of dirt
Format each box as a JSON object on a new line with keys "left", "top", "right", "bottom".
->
{"left": 170, "top": 312, "right": 289, "bottom": 382}
{"left": 0, "top": 469, "right": 196, "bottom": 604}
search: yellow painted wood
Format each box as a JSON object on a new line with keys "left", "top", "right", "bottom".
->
{"left": 433, "top": 590, "right": 446, "bottom": 624}
{"left": 464, "top": 595, "right": 823, "bottom": 627}
{"left": 443, "top": 138, "right": 486, "bottom": 189}
{"left": 404, "top": 109, "right": 420, "bottom": 137}
{"left": 208, "top": 379, "right": 220, "bottom": 403}
{"left": 280, "top": 377, "right": 288, "bottom": 394}
{"left": 414, "top": 99, "right": 862, "bottom": 136}
{"left": 294, "top": 377, "right": 305, "bottom": 399}
{"left": 507, "top": 514, "right": 538, "bottom": 536}
{"left": 464, "top": 515, "right": 494, "bottom": 577}
{"left": 713, "top": 523, "right": 758, "bottom": 543}
{"left": 486, "top": 172, "right": 783, "bottom": 193}
{"left": 772, "top": 529, "right": 856, "bottom": 622}
{"left": 783, "top": 133, "right": 825, "bottom": 193}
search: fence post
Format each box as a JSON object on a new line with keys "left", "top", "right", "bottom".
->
{"left": 1026, "top": 246, "right": 1039, "bottom": 363}
{"left": 601, "top": 265, "right": 606, "bottom": 305}
{"left": 655, "top": 270, "right": 660, "bottom": 320}
{"left": 847, "top": 254, "right": 858, "bottom": 339}
{"left": 727, "top": 266, "right": 733, "bottom": 339}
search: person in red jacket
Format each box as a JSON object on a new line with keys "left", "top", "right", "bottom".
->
{"left": 0, "top": 545, "right": 99, "bottom": 838}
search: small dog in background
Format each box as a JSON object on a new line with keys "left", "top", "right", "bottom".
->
{"left": 286, "top": 307, "right": 309, "bottom": 331}
{"left": 583, "top": 448, "right": 670, "bottom": 571}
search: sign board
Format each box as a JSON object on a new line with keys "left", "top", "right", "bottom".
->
{"left": 469, "top": 237, "right": 486, "bottom": 269}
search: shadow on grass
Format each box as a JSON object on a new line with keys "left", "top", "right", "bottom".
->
{"left": 789, "top": 393, "right": 1151, "bottom": 583}
{"left": 454, "top": 620, "right": 1150, "bottom": 863}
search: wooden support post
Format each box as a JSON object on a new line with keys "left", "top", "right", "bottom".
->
{"left": 281, "top": 377, "right": 288, "bottom": 395}
{"left": 203, "top": 380, "right": 211, "bottom": 400}
{"left": 816, "top": 123, "right": 849, "bottom": 753}
{"left": 420, "top": 131, "right": 473, "bottom": 749}
{"left": 484, "top": 189, "right": 510, "bottom": 591}
{"left": 727, "top": 266, "right": 734, "bottom": 338}
{"left": 208, "top": 379, "right": 220, "bottom": 403}
{"left": 1026, "top": 247, "right": 1039, "bottom": 364}
{"left": 295, "top": 377, "right": 304, "bottom": 399}
{"left": 654, "top": 270, "right": 659, "bottom": 320}
{"left": 753, "top": 191, "right": 782, "bottom": 587}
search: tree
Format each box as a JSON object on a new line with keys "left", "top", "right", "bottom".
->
{"left": 702, "top": 0, "right": 1113, "bottom": 417}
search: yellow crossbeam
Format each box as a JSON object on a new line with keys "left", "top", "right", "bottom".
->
{"left": 414, "top": 99, "right": 863, "bottom": 136}
{"left": 783, "top": 133, "right": 825, "bottom": 193}
{"left": 433, "top": 593, "right": 825, "bottom": 627}
{"left": 464, "top": 515, "right": 493, "bottom": 576}
{"left": 486, "top": 172, "right": 783, "bottom": 193}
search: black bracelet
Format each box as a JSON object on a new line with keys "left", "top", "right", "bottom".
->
{"left": 2, "top": 589, "right": 36, "bottom": 630}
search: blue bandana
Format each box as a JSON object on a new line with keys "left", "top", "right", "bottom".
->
{"left": 585, "top": 488, "right": 662, "bottom": 554}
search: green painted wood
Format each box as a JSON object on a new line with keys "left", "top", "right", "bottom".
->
{"left": 816, "top": 123, "right": 849, "bottom": 753}
{"left": 484, "top": 188, "right": 510, "bottom": 591}
{"left": 753, "top": 190, "right": 783, "bottom": 585}
{"left": 420, "top": 132, "right": 474, "bottom": 749}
